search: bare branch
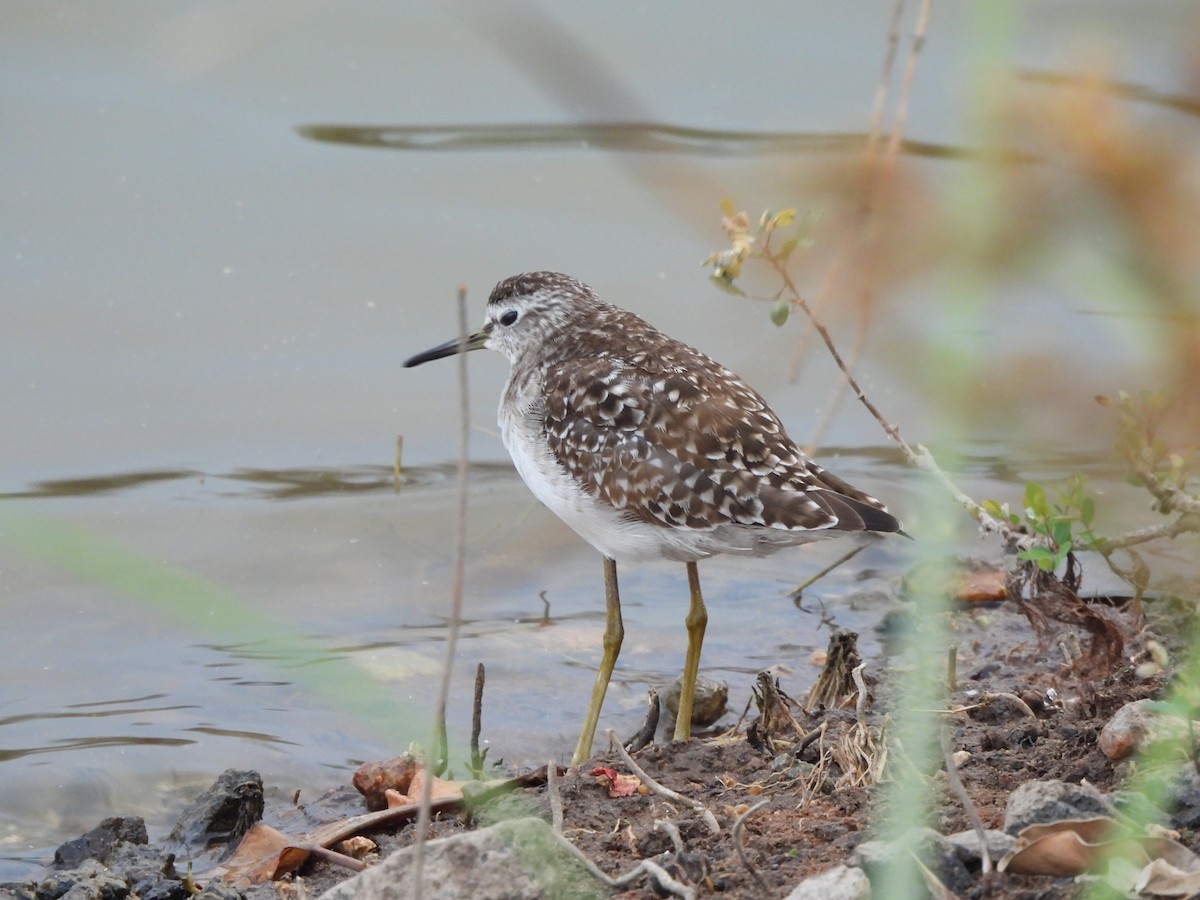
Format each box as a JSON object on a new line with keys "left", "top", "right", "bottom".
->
{"left": 607, "top": 730, "right": 720, "bottom": 834}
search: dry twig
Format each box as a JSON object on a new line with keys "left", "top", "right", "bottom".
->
{"left": 470, "top": 663, "right": 487, "bottom": 773}
{"left": 639, "top": 860, "right": 697, "bottom": 900}
{"left": 852, "top": 663, "right": 870, "bottom": 723}
{"left": 790, "top": 541, "right": 870, "bottom": 599}
{"left": 800, "top": 0, "right": 932, "bottom": 450}
{"left": 547, "top": 759, "right": 564, "bottom": 835}
{"left": 624, "top": 687, "right": 661, "bottom": 753}
{"left": 654, "top": 819, "right": 685, "bottom": 855}
{"left": 607, "top": 730, "right": 720, "bottom": 834}
{"left": 940, "top": 726, "right": 991, "bottom": 875}
{"left": 732, "top": 799, "right": 772, "bottom": 897}
{"left": 532, "top": 823, "right": 697, "bottom": 898}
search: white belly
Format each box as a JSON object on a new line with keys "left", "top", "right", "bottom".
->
{"left": 499, "top": 406, "right": 838, "bottom": 564}
{"left": 501, "top": 407, "right": 675, "bottom": 562}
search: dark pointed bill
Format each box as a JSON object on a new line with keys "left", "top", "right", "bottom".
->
{"left": 404, "top": 330, "right": 488, "bottom": 367}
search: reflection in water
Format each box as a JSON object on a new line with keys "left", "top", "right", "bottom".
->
{"left": 0, "top": 735, "right": 195, "bottom": 763}
{"left": 63, "top": 693, "right": 169, "bottom": 709}
{"left": 0, "top": 702, "right": 199, "bottom": 729}
{"left": 1, "top": 461, "right": 517, "bottom": 501}
{"left": 0, "top": 470, "right": 200, "bottom": 500}
{"left": 0, "top": 694, "right": 205, "bottom": 762}
{"left": 183, "top": 726, "right": 300, "bottom": 746}
{"left": 297, "top": 121, "right": 1029, "bottom": 163}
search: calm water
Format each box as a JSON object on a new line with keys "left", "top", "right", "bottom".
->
{"left": 2, "top": 1, "right": 1196, "bottom": 881}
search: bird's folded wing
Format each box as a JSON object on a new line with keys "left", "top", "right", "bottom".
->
{"left": 542, "top": 356, "right": 852, "bottom": 532}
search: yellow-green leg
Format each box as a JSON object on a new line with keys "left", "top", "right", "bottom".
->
{"left": 572, "top": 556, "right": 624, "bottom": 766}
{"left": 674, "top": 560, "right": 708, "bottom": 742}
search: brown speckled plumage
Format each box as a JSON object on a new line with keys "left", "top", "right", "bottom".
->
{"left": 478, "top": 272, "right": 900, "bottom": 560}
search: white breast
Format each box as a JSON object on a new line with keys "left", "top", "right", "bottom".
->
{"left": 495, "top": 373, "right": 838, "bottom": 563}
{"left": 495, "top": 366, "right": 703, "bottom": 562}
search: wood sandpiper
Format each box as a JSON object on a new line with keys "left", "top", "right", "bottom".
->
{"left": 404, "top": 272, "right": 902, "bottom": 765}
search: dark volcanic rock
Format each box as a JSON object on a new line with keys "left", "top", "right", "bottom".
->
{"left": 106, "top": 843, "right": 177, "bottom": 893}
{"left": 168, "top": 770, "right": 264, "bottom": 853}
{"left": 34, "top": 858, "right": 129, "bottom": 899}
{"left": 54, "top": 816, "right": 148, "bottom": 867}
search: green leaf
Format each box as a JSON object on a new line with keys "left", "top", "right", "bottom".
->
{"left": 981, "top": 499, "right": 1004, "bottom": 518}
{"left": 1050, "top": 518, "right": 1073, "bottom": 547}
{"left": 1018, "top": 546, "right": 1057, "bottom": 572}
{"left": 708, "top": 275, "right": 746, "bottom": 297}
{"left": 778, "top": 236, "right": 801, "bottom": 260}
{"left": 1079, "top": 496, "right": 1095, "bottom": 526}
{"left": 1026, "top": 516, "right": 1050, "bottom": 537}
{"left": 1023, "top": 482, "right": 1049, "bottom": 518}
{"left": 770, "top": 299, "right": 790, "bottom": 327}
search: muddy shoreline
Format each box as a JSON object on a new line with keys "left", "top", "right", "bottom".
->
{"left": 5, "top": 585, "right": 1190, "bottom": 900}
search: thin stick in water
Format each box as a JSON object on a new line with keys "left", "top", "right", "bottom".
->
{"left": 471, "top": 663, "right": 486, "bottom": 773}
{"left": 412, "top": 285, "right": 472, "bottom": 897}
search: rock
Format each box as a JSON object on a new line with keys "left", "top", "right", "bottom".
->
{"left": 769, "top": 752, "right": 817, "bottom": 782}
{"left": 1169, "top": 770, "right": 1200, "bottom": 829}
{"left": 1003, "top": 779, "right": 1113, "bottom": 834}
{"left": 1099, "top": 698, "right": 1186, "bottom": 761}
{"left": 35, "top": 859, "right": 129, "bottom": 899}
{"left": 43, "top": 816, "right": 184, "bottom": 900}
{"left": 853, "top": 828, "right": 972, "bottom": 897}
{"left": 353, "top": 753, "right": 421, "bottom": 812}
{"left": 662, "top": 676, "right": 728, "bottom": 728}
{"left": 944, "top": 828, "right": 1016, "bottom": 866}
{"left": 317, "top": 817, "right": 600, "bottom": 900}
{"left": 194, "top": 882, "right": 245, "bottom": 899}
{"left": 106, "top": 843, "right": 178, "bottom": 895}
{"left": 138, "top": 882, "right": 192, "bottom": 900}
{"left": 901, "top": 556, "right": 1007, "bottom": 605}
{"left": 54, "top": 817, "right": 149, "bottom": 867}
{"left": 169, "top": 770, "right": 264, "bottom": 852}
{"left": 968, "top": 662, "right": 1002, "bottom": 680}
{"left": 784, "top": 863, "right": 871, "bottom": 899}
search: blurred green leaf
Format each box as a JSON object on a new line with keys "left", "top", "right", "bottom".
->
{"left": 1023, "top": 482, "right": 1049, "bottom": 518}
{"left": 1018, "top": 546, "right": 1057, "bottom": 571}
{"left": 1080, "top": 496, "right": 1095, "bottom": 526}
{"left": 770, "top": 299, "right": 790, "bottom": 326}
{"left": 1051, "top": 518, "right": 1072, "bottom": 547}
{"left": 708, "top": 275, "right": 746, "bottom": 297}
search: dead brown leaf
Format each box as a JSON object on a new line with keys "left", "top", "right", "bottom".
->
{"left": 1001, "top": 816, "right": 1118, "bottom": 876}
{"left": 200, "top": 798, "right": 466, "bottom": 888}
{"left": 1137, "top": 856, "right": 1200, "bottom": 896}
{"left": 212, "top": 823, "right": 310, "bottom": 886}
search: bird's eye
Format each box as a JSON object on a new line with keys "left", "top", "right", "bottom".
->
{"left": 499, "top": 309, "right": 519, "bottom": 326}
